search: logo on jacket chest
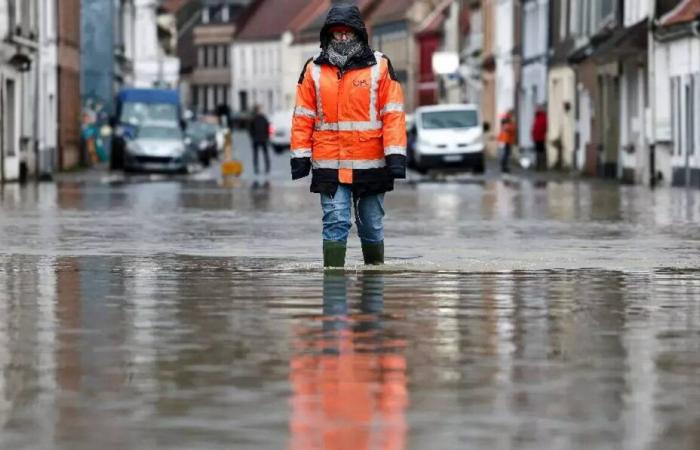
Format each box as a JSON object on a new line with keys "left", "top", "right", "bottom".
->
{"left": 352, "top": 79, "right": 370, "bottom": 89}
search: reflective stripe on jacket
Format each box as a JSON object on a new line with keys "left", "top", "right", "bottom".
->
{"left": 291, "top": 51, "right": 407, "bottom": 196}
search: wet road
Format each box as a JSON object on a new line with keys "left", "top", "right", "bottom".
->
{"left": 1, "top": 135, "right": 700, "bottom": 449}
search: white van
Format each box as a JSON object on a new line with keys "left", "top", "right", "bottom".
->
{"left": 408, "top": 104, "right": 485, "bottom": 173}
{"left": 269, "top": 109, "right": 294, "bottom": 154}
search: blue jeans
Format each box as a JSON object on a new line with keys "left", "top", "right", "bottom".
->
{"left": 320, "top": 185, "right": 385, "bottom": 244}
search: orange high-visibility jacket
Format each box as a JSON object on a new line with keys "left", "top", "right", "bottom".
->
{"left": 291, "top": 51, "right": 407, "bottom": 196}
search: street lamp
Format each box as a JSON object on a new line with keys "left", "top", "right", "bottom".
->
{"left": 7, "top": 52, "right": 31, "bottom": 72}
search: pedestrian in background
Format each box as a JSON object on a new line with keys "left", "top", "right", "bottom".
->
{"left": 249, "top": 104, "right": 271, "bottom": 175}
{"left": 290, "top": 4, "right": 407, "bottom": 268}
{"left": 532, "top": 105, "right": 548, "bottom": 171}
{"left": 498, "top": 110, "right": 517, "bottom": 173}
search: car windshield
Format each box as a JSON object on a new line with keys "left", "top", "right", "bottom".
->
{"left": 421, "top": 110, "right": 478, "bottom": 129}
{"left": 120, "top": 102, "right": 179, "bottom": 125}
{"left": 137, "top": 126, "right": 182, "bottom": 140}
{"left": 187, "top": 122, "right": 217, "bottom": 139}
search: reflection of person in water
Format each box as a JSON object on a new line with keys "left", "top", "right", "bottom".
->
{"left": 289, "top": 273, "right": 408, "bottom": 450}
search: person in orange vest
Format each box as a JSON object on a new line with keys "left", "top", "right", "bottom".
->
{"left": 290, "top": 4, "right": 407, "bottom": 268}
{"left": 498, "top": 110, "right": 517, "bottom": 173}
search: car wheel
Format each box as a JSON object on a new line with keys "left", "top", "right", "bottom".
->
{"left": 110, "top": 143, "right": 124, "bottom": 170}
{"left": 473, "top": 154, "right": 485, "bottom": 174}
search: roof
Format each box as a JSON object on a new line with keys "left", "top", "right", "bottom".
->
{"left": 369, "top": 0, "right": 414, "bottom": 24}
{"left": 415, "top": 0, "right": 452, "bottom": 35}
{"left": 117, "top": 88, "right": 181, "bottom": 104}
{"left": 235, "top": 0, "right": 319, "bottom": 41}
{"left": 660, "top": 0, "right": 700, "bottom": 26}
{"left": 161, "top": 0, "right": 190, "bottom": 13}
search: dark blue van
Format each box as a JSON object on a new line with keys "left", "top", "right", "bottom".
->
{"left": 110, "top": 88, "right": 183, "bottom": 170}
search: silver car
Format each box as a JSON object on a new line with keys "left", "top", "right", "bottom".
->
{"left": 123, "top": 125, "right": 194, "bottom": 173}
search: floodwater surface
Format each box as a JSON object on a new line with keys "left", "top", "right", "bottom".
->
{"left": 1, "top": 177, "right": 699, "bottom": 449}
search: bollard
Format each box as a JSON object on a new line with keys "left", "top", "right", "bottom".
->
{"left": 220, "top": 128, "right": 243, "bottom": 177}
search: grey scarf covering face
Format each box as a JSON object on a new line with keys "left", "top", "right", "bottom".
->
{"left": 326, "top": 37, "right": 364, "bottom": 69}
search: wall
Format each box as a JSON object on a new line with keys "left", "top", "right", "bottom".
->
{"left": 547, "top": 66, "right": 576, "bottom": 168}
{"left": 231, "top": 40, "right": 282, "bottom": 114}
{"left": 58, "top": 0, "right": 82, "bottom": 170}
{"left": 38, "top": 0, "right": 58, "bottom": 175}
{"left": 282, "top": 40, "right": 318, "bottom": 112}
{"left": 519, "top": 0, "right": 548, "bottom": 152}
{"left": 80, "top": 0, "right": 115, "bottom": 109}
{"left": 659, "top": 36, "right": 700, "bottom": 187}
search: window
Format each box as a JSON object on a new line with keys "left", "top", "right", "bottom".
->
{"left": 560, "top": 0, "right": 569, "bottom": 40}
{"left": 198, "top": 47, "right": 205, "bottom": 67}
{"left": 222, "top": 5, "right": 230, "bottom": 22}
{"left": 5, "top": 79, "right": 16, "bottom": 157}
{"left": 671, "top": 77, "right": 681, "bottom": 156}
{"left": 688, "top": 79, "right": 695, "bottom": 155}
{"left": 222, "top": 46, "right": 229, "bottom": 67}
{"left": 202, "top": 7, "right": 209, "bottom": 24}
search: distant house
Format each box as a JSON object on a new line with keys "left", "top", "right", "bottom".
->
{"left": 186, "top": 0, "right": 251, "bottom": 115}
{"left": 546, "top": 0, "right": 577, "bottom": 170}
{"left": 519, "top": 0, "right": 548, "bottom": 160}
{"left": 230, "top": 0, "right": 322, "bottom": 115}
{"left": 654, "top": 0, "right": 700, "bottom": 187}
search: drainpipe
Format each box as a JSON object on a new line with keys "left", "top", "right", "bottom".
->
{"left": 648, "top": 0, "right": 656, "bottom": 188}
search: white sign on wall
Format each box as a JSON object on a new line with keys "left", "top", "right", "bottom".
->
{"left": 432, "top": 52, "right": 459, "bottom": 75}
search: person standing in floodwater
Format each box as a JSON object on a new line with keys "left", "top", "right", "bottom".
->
{"left": 532, "top": 105, "right": 548, "bottom": 171}
{"left": 249, "top": 104, "right": 271, "bottom": 175}
{"left": 289, "top": 4, "right": 407, "bottom": 268}
{"left": 499, "top": 110, "right": 517, "bottom": 173}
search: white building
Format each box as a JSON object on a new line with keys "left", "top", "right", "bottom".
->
{"left": 618, "top": 0, "right": 651, "bottom": 184}
{"left": 494, "top": 0, "right": 516, "bottom": 118}
{"left": 132, "top": 0, "right": 179, "bottom": 89}
{"left": 230, "top": 0, "right": 318, "bottom": 114}
{"left": 653, "top": 0, "right": 700, "bottom": 187}
{"left": 37, "top": 0, "right": 58, "bottom": 177}
{"left": 461, "top": 1, "right": 484, "bottom": 106}
{"left": 0, "top": 0, "right": 39, "bottom": 182}
{"left": 519, "top": 0, "right": 548, "bottom": 155}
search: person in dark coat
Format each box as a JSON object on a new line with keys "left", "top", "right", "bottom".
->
{"left": 249, "top": 104, "right": 271, "bottom": 175}
{"left": 532, "top": 105, "right": 548, "bottom": 171}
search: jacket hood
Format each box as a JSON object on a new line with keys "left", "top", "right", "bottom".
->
{"left": 320, "top": 4, "right": 369, "bottom": 49}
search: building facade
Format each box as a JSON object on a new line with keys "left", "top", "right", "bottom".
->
{"left": 519, "top": 0, "right": 548, "bottom": 157}
{"left": 654, "top": 0, "right": 700, "bottom": 187}
{"left": 0, "top": 0, "right": 39, "bottom": 182}
{"left": 38, "top": 0, "right": 58, "bottom": 177}
{"left": 56, "top": 0, "right": 82, "bottom": 172}
{"left": 190, "top": 0, "right": 249, "bottom": 114}
{"left": 132, "top": 0, "right": 180, "bottom": 89}
{"left": 546, "top": 0, "right": 576, "bottom": 170}
{"left": 81, "top": 0, "right": 135, "bottom": 113}
{"left": 232, "top": 0, "right": 323, "bottom": 115}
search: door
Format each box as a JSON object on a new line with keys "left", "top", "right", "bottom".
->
{"left": 2, "top": 79, "right": 19, "bottom": 181}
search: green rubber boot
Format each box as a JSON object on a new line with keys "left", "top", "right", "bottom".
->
{"left": 323, "top": 240, "right": 347, "bottom": 268}
{"left": 362, "top": 241, "right": 384, "bottom": 265}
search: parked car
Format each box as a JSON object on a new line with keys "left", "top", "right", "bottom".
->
{"left": 110, "top": 88, "right": 183, "bottom": 171}
{"left": 186, "top": 121, "right": 219, "bottom": 166}
{"left": 123, "top": 124, "right": 195, "bottom": 174}
{"left": 269, "top": 109, "right": 294, "bottom": 154}
{"left": 409, "top": 104, "right": 485, "bottom": 174}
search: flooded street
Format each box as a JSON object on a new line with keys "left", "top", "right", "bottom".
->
{"left": 1, "top": 148, "right": 700, "bottom": 449}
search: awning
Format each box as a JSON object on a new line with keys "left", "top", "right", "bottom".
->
{"left": 591, "top": 20, "right": 648, "bottom": 62}
{"left": 568, "top": 20, "right": 648, "bottom": 65}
